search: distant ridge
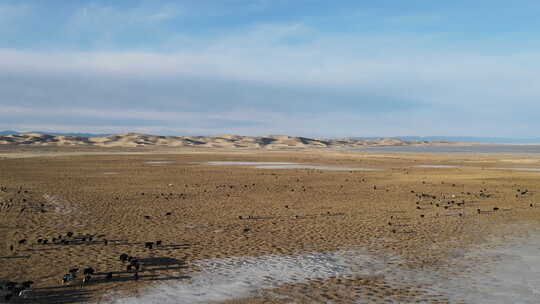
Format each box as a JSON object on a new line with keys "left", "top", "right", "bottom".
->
{"left": 396, "top": 136, "right": 540, "bottom": 144}
{"left": 0, "top": 132, "right": 420, "bottom": 149}
{"left": 2, "top": 131, "right": 538, "bottom": 146}
{"left": 0, "top": 130, "right": 111, "bottom": 137}
{"left": 0, "top": 130, "right": 22, "bottom": 135}
{"left": 351, "top": 136, "right": 540, "bottom": 144}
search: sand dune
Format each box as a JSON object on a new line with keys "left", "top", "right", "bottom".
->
{"left": 0, "top": 132, "right": 420, "bottom": 149}
{"left": 0, "top": 133, "right": 417, "bottom": 149}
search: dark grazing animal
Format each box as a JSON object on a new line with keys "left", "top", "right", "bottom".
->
{"left": 83, "top": 267, "right": 95, "bottom": 275}
{"left": 119, "top": 253, "right": 129, "bottom": 262}
{"left": 62, "top": 273, "right": 76, "bottom": 284}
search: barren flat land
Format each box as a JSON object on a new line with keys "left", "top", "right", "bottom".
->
{"left": 2, "top": 146, "right": 540, "bottom": 303}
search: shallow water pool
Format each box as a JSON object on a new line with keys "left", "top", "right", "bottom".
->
{"left": 415, "top": 165, "right": 540, "bottom": 172}
{"left": 255, "top": 164, "right": 383, "bottom": 171}
{"left": 200, "top": 161, "right": 382, "bottom": 171}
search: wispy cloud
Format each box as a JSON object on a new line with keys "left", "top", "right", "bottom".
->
{"left": 1, "top": 30, "right": 540, "bottom": 137}
{"left": 69, "top": 3, "right": 181, "bottom": 28}
{"left": 1, "top": 1, "right": 540, "bottom": 137}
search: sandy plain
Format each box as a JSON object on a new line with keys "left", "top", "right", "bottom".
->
{"left": 1, "top": 146, "right": 540, "bottom": 303}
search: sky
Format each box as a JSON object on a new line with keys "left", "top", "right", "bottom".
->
{"left": 1, "top": 0, "right": 540, "bottom": 137}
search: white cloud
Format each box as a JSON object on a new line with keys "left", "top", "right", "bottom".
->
{"left": 0, "top": 105, "right": 276, "bottom": 125}
{"left": 2, "top": 19, "right": 540, "bottom": 136}
{"left": 0, "top": 100, "right": 536, "bottom": 138}
{"left": 65, "top": 3, "right": 181, "bottom": 43}
{"left": 1, "top": 41, "right": 540, "bottom": 109}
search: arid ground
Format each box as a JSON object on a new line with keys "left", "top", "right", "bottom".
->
{"left": 1, "top": 147, "right": 540, "bottom": 303}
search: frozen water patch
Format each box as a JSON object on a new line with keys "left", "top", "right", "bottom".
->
{"left": 204, "top": 161, "right": 298, "bottom": 166}
{"left": 107, "top": 251, "right": 401, "bottom": 304}
{"left": 144, "top": 161, "right": 175, "bottom": 165}
{"left": 198, "top": 161, "right": 382, "bottom": 171}
{"left": 255, "top": 165, "right": 383, "bottom": 171}
{"left": 43, "top": 194, "right": 77, "bottom": 216}
{"left": 415, "top": 165, "right": 540, "bottom": 172}
{"left": 107, "top": 233, "right": 540, "bottom": 304}
{"left": 107, "top": 250, "right": 463, "bottom": 303}
{"left": 415, "top": 165, "right": 476, "bottom": 169}
{"left": 42, "top": 194, "right": 87, "bottom": 228}
{"left": 492, "top": 167, "right": 540, "bottom": 172}
{"left": 447, "top": 236, "right": 540, "bottom": 303}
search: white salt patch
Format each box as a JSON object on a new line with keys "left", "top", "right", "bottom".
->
{"left": 255, "top": 165, "right": 382, "bottom": 171}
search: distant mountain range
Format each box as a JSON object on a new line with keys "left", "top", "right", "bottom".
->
{"left": 0, "top": 132, "right": 409, "bottom": 149}
{"left": 1, "top": 131, "right": 539, "bottom": 145}
{"left": 0, "top": 130, "right": 111, "bottom": 137}
{"left": 351, "top": 136, "right": 540, "bottom": 144}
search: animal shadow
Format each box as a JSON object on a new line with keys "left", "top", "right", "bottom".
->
{"left": 7, "top": 287, "right": 93, "bottom": 304}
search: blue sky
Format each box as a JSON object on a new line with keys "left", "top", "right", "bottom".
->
{"left": 1, "top": 0, "right": 540, "bottom": 137}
